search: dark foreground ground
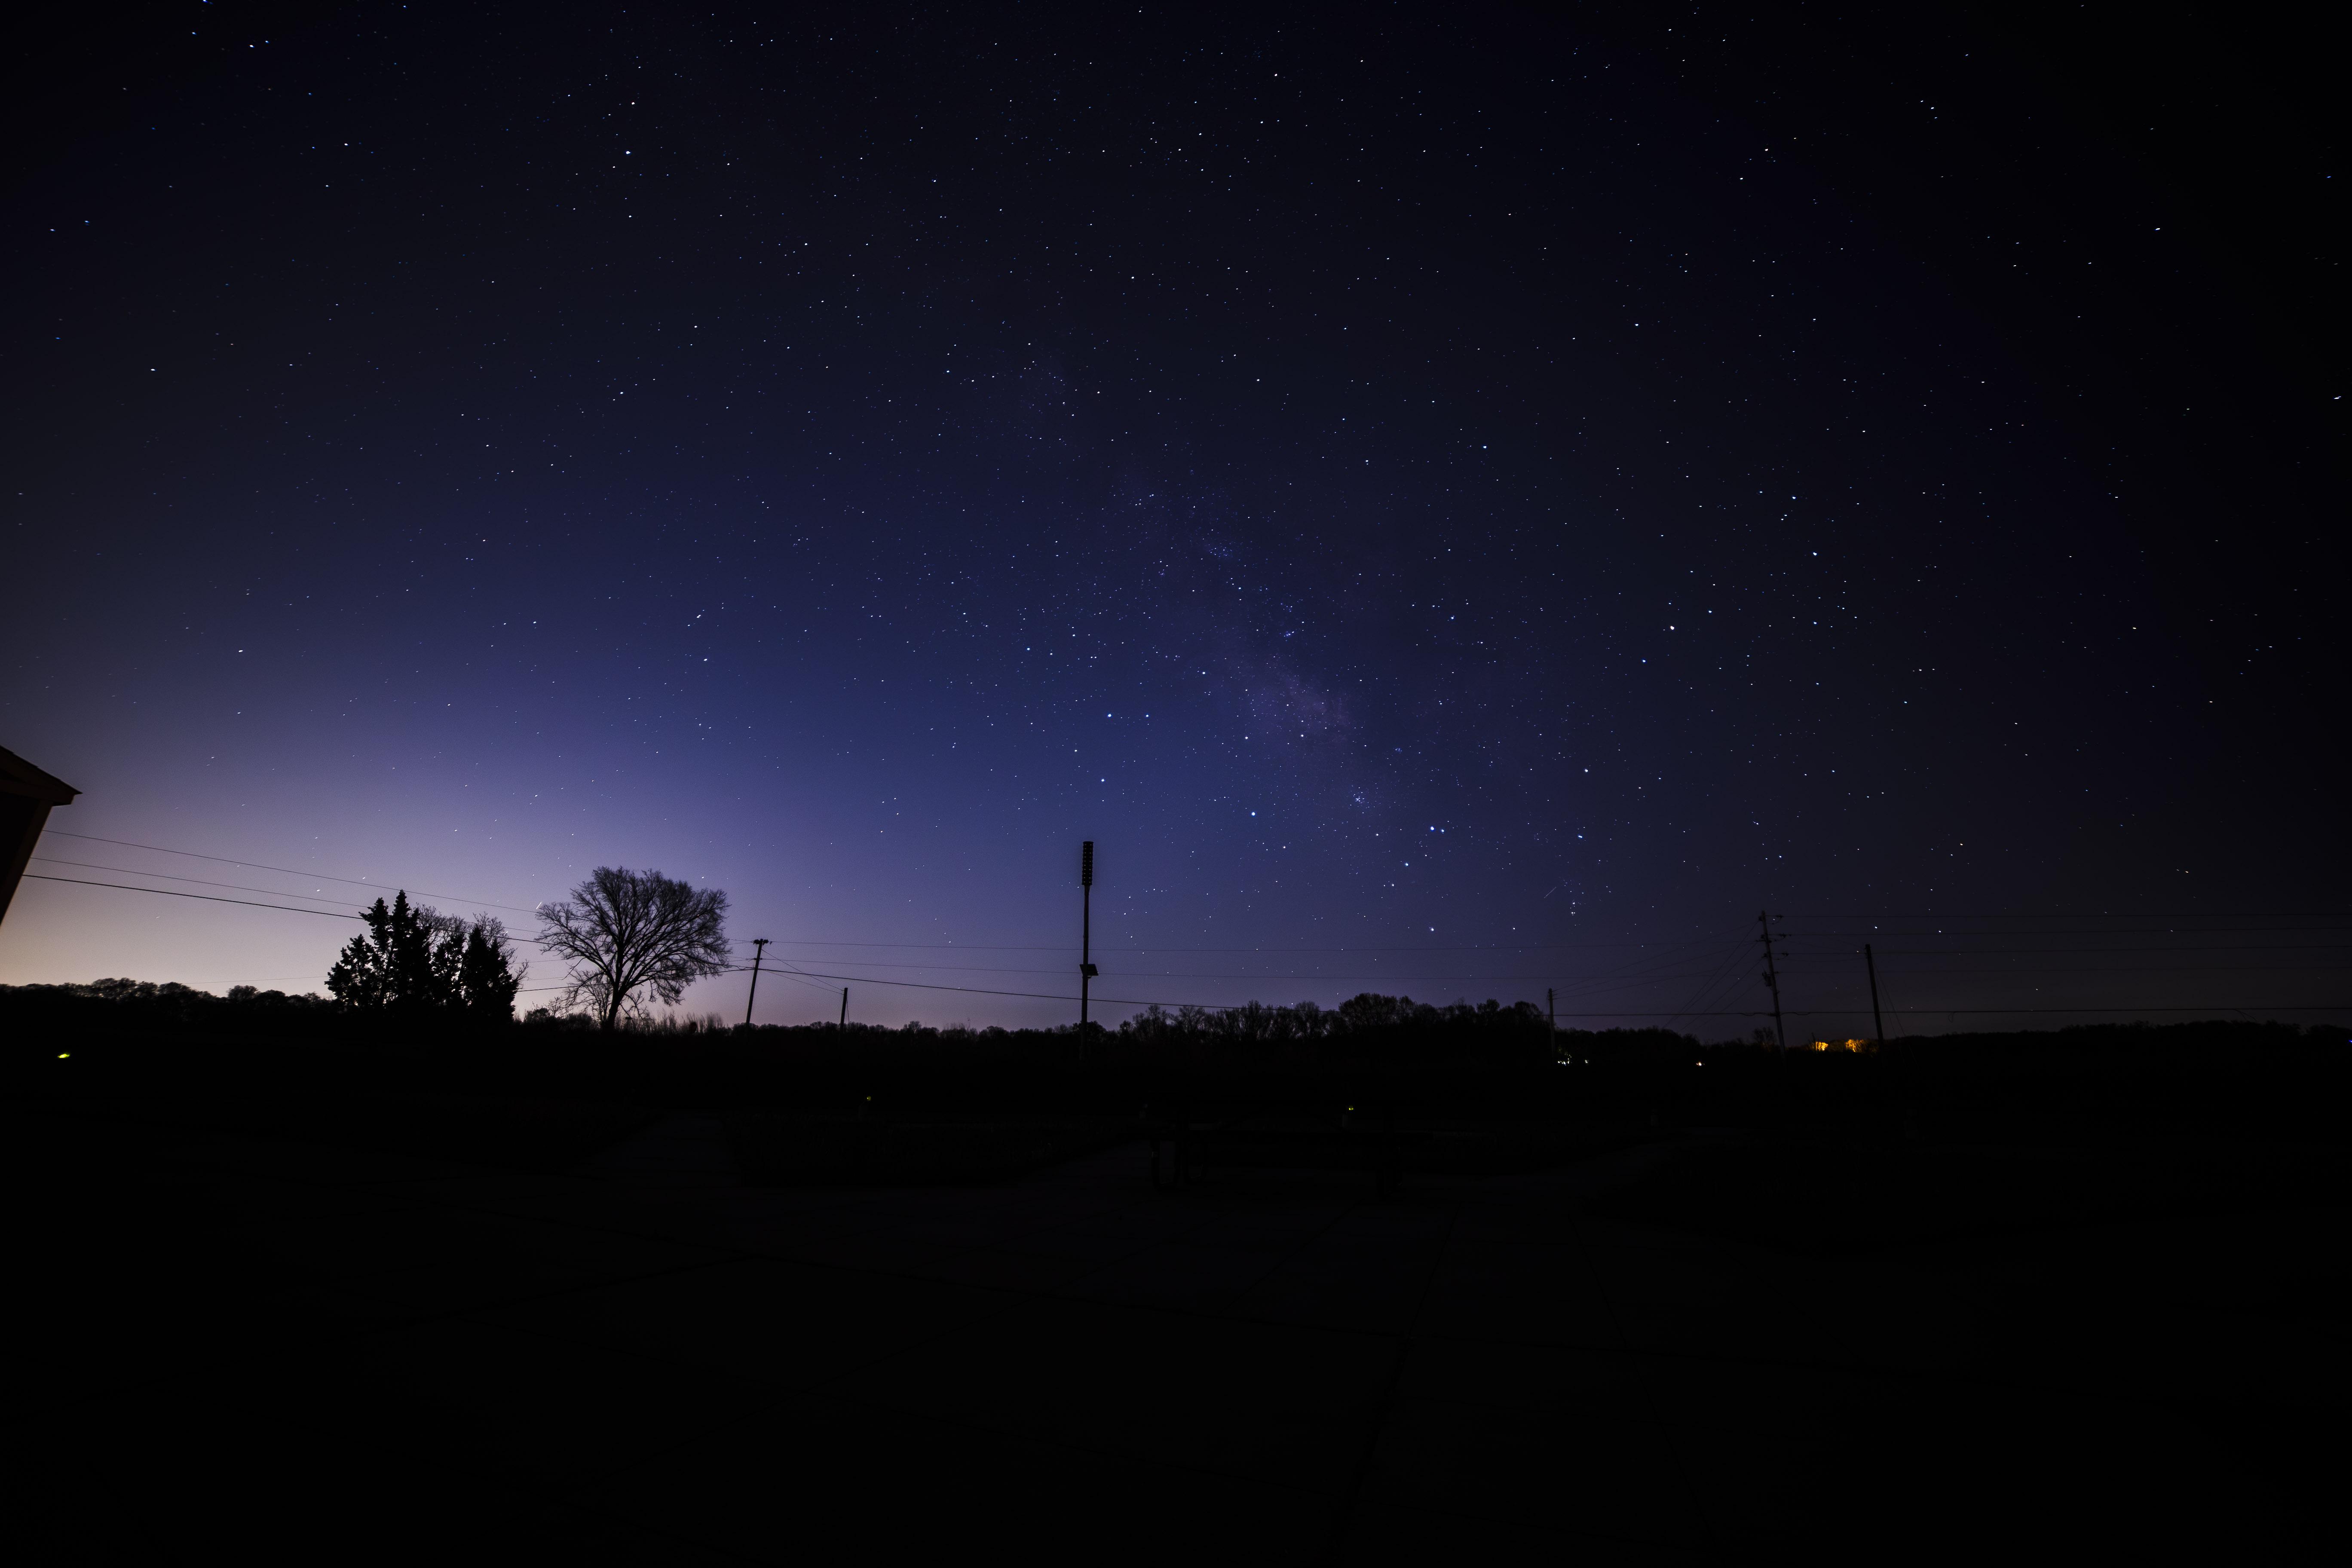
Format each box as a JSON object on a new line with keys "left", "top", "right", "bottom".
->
{"left": 9, "top": 1073, "right": 2342, "bottom": 1562}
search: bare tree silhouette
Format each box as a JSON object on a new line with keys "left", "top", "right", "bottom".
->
{"left": 536, "top": 867, "right": 729, "bottom": 1031}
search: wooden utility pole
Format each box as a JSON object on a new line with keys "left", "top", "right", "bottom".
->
{"left": 839, "top": 986, "right": 848, "bottom": 1028}
{"left": 743, "top": 938, "right": 769, "bottom": 1026}
{"left": 1758, "top": 909, "right": 1787, "bottom": 1055}
{"left": 1864, "top": 942, "right": 1886, "bottom": 1043}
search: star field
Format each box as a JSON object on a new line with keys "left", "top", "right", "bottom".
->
{"left": 3, "top": 2, "right": 2339, "bottom": 1027}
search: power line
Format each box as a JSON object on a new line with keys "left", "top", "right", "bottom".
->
{"left": 701, "top": 923, "right": 2352, "bottom": 954}
{"left": 32, "top": 857, "right": 430, "bottom": 911}
{"left": 729, "top": 961, "right": 2349, "bottom": 1019}
{"left": 1667, "top": 940, "right": 1764, "bottom": 1033}
{"left": 1788, "top": 922, "right": 2352, "bottom": 933}
{"left": 24, "top": 875, "right": 368, "bottom": 921}
{"left": 742, "top": 937, "right": 1769, "bottom": 953}
{"left": 21, "top": 876, "right": 1688, "bottom": 1009}
{"left": 22, "top": 879, "right": 2342, "bottom": 1020}
{"left": 1789, "top": 943, "right": 2352, "bottom": 954}
{"left": 33, "top": 859, "right": 2348, "bottom": 1021}
{"left": 1784, "top": 911, "right": 2352, "bottom": 920}
{"left": 707, "top": 959, "right": 1756, "bottom": 983}
{"left": 763, "top": 969, "right": 847, "bottom": 994}
{"left": 733, "top": 940, "right": 1751, "bottom": 992}
{"left": 47, "top": 830, "right": 2345, "bottom": 951}
{"left": 24, "top": 873, "right": 564, "bottom": 947}
{"left": 1813, "top": 964, "right": 2349, "bottom": 975}
{"left": 37, "top": 830, "right": 544, "bottom": 917}
{"left": 1773, "top": 1006, "right": 2352, "bottom": 1017}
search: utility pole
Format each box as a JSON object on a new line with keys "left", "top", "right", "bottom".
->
{"left": 1078, "top": 840, "right": 1098, "bottom": 1029}
{"left": 743, "top": 938, "right": 770, "bottom": 1026}
{"left": 1758, "top": 908, "right": 1788, "bottom": 1056}
{"left": 839, "top": 986, "right": 848, "bottom": 1028}
{"left": 1864, "top": 942, "right": 1885, "bottom": 1044}
{"left": 1547, "top": 987, "right": 1557, "bottom": 1052}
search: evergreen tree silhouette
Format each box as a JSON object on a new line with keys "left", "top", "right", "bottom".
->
{"left": 327, "top": 892, "right": 521, "bottom": 1023}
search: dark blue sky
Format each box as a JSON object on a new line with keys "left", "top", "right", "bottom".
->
{"left": 4, "top": 2, "right": 2341, "bottom": 1031}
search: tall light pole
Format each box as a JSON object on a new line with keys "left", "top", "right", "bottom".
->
{"left": 1078, "top": 840, "right": 1098, "bottom": 1029}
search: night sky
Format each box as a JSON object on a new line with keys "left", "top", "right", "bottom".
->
{"left": 4, "top": 2, "right": 2341, "bottom": 1032}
